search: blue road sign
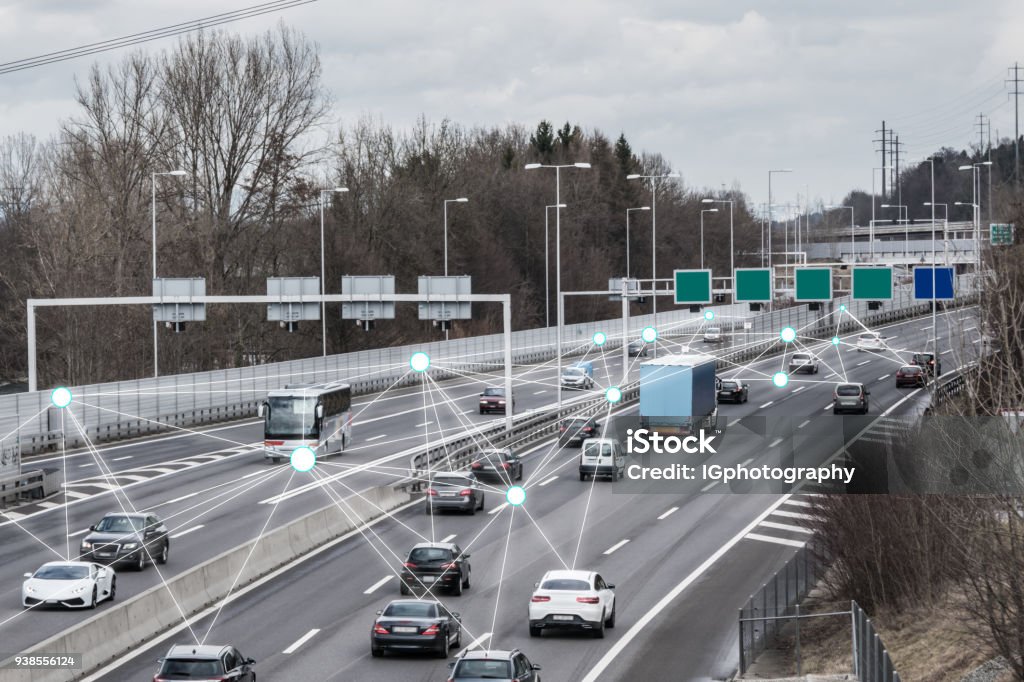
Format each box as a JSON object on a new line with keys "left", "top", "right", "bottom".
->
{"left": 913, "top": 266, "right": 954, "bottom": 300}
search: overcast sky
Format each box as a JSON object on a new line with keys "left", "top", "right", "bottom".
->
{"left": 1, "top": 1, "right": 1021, "bottom": 205}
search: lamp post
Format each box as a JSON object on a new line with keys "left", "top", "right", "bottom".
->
{"left": 319, "top": 186, "right": 349, "bottom": 356}
{"left": 923, "top": 157, "right": 941, "bottom": 355}
{"left": 958, "top": 161, "right": 992, "bottom": 284}
{"left": 544, "top": 203, "right": 566, "bottom": 328}
{"left": 923, "top": 202, "right": 949, "bottom": 265}
{"left": 627, "top": 172, "right": 680, "bottom": 358}
{"left": 625, "top": 206, "right": 650, "bottom": 278}
{"left": 699, "top": 208, "right": 718, "bottom": 269}
{"left": 880, "top": 203, "right": 909, "bottom": 258}
{"left": 151, "top": 169, "right": 187, "bottom": 378}
{"left": 702, "top": 198, "right": 735, "bottom": 291}
{"left": 526, "top": 162, "right": 591, "bottom": 410}
{"left": 825, "top": 205, "right": 855, "bottom": 263}
{"left": 443, "top": 197, "right": 469, "bottom": 277}
{"left": 871, "top": 166, "right": 893, "bottom": 261}
{"left": 767, "top": 169, "right": 792, "bottom": 270}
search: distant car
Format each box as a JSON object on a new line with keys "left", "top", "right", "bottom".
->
{"left": 561, "top": 362, "right": 594, "bottom": 390}
{"left": 702, "top": 327, "right": 723, "bottom": 344}
{"left": 425, "top": 471, "right": 485, "bottom": 515}
{"left": 579, "top": 438, "right": 624, "bottom": 481}
{"left": 833, "top": 383, "right": 870, "bottom": 415}
{"left": 895, "top": 365, "right": 927, "bottom": 388}
{"left": 787, "top": 352, "right": 819, "bottom": 374}
{"left": 856, "top": 332, "right": 885, "bottom": 352}
{"left": 448, "top": 649, "right": 542, "bottom": 682}
{"left": 479, "top": 387, "right": 513, "bottom": 414}
{"left": 910, "top": 352, "right": 942, "bottom": 377}
{"left": 400, "top": 542, "right": 471, "bottom": 596}
{"left": 529, "top": 569, "right": 616, "bottom": 638}
{"left": 370, "top": 599, "right": 461, "bottom": 658}
{"left": 717, "top": 380, "right": 749, "bottom": 403}
{"left": 22, "top": 561, "right": 115, "bottom": 610}
{"left": 153, "top": 644, "right": 255, "bottom": 682}
{"left": 471, "top": 448, "right": 523, "bottom": 482}
{"left": 558, "top": 417, "right": 599, "bottom": 447}
{"left": 627, "top": 340, "right": 648, "bottom": 357}
{"left": 80, "top": 512, "right": 169, "bottom": 571}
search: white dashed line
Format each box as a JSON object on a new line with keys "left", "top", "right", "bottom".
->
{"left": 67, "top": 528, "right": 90, "bottom": 537}
{"left": 940, "top": 349, "right": 952, "bottom": 354}
{"left": 170, "top": 525, "right": 205, "bottom": 539}
{"left": 856, "top": 360, "right": 871, "bottom": 366}
{"left": 363, "top": 576, "right": 393, "bottom": 594}
{"left": 797, "top": 420, "right": 810, "bottom": 429}
{"left": 441, "top": 534, "right": 457, "bottom": 543}
{"left": 282, "top": 628, "right": 321, "bottom": 654}
{"left": 165, "top": 492, "right": 199, "bottom": 505}
{"left": 533, "top": 390, "right": 547, "bottom": 395}
{"left": 746, "top": 533, "right": 805, "bottom": 548}
{"left": 658, "top": 506, "right": 679, "bottom": 520}
{"left": 365, "top": 434, "right": 386, "bottom": 442}
{"left": 768, "top": 438, "right": 783, "bottom": 448}
{"left": 459, "top": 632, "right": 493, "bottom": 657}
{"left": 538, "top": 476, "right": 559, "bottom": 487}
{"left": 759, "top": 401, "right": 774, "bottom": 409}
{"left": 488, "top": 502, "right": 509, "bottom": 515}
{"left": 877, "top": 375, "right": 889, "bottom": 381}
{"left": 112, "top": 456, "right": 133, "bottom": 461}
{"left": 823, "top": 403, "right": 834, "bottom": 411}
{"left": 603, "top": 539, "right": 630, "bottom": 555}
{"left": 760, "top": 521, "right": 812, "bottom": 534}
{"left": 791, "top": 386, "right": 805, "bottom": 393}
{"left": 701, "top": 480, "right": 720, "bottom": 492}
{"left": 416, "top": 421, "right": 434, "bottom": 427}
{"left": 241, "top": 470, "right": 267, "bottom": 479}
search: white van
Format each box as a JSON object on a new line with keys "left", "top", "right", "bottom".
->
{"left": 579, "top": 438, "right": 625, "bottom": 481}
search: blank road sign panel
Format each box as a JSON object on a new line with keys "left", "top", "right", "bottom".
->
{"left": 734, "top": 268, "right": 772, "bottom": 302}
{"left": 913, "top": 267, "right": 954, "bottom": 300}
{"left": 673, "top": 269, "right": 712, "bottom": 305}
{"left": 794, "top": 267, "right": 832, "bottom": 302}
{"left": 852, "top": 267, "right": 893, "bottom": 300}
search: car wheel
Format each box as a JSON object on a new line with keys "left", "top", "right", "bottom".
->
{"left": 434, "top": 636, "right": 448, "bottom": 658}
{"left": 136, "top": 549, "right": 146, "bottom": 571}
{"left": 453, "top": 578, "right": 463, "bottom": 596}
{"left": 425, "top": 502, "right": 433, "bottom": 515}
{"left": 453, "top": 628, "right": 462, "bottom": 648}
{"left": 579, "top": 473, "right": 586, "bottom": 481}
{"left": 592, "top": 615, "right": 605, "bottom": 638}
{"left": 606, "top": 603, "right": 616, "bottom": 628}
{"left": 158, "top": 542, "right": 169, "bottom": 565}
{"left": 468, "top": 500, "right": 477, "bottom": 516}
{"left": 109, "top": 577, "right": 116, "bottom": 602}
{"left": 462, "top": 569, "right": 471, "bottom": 589}
{"left": 833, "top": 409, "right": 839, "bottom": 415}
{"left": 529, "top": 625, "right": 542, "bottom": 637}
{"left": 400, "top": 582, "right": 410, "bottom": 596}
{"left": 517, "top": 467, "right": 523, "bottom": 482}
{"left": 478, "top": 494, "right": 485, "bottom": 510}
{"left": 479, "top": 409, "right": 484, "bottom": 415}
{"left": 88, "top": 586, "right": 97, "bottom": 610}
{"left": 371, "top": 646, "right": 383, "bottom": 658}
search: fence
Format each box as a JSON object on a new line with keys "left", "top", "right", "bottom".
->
{"left": 0, "top": 275, "right": 976, "bottom": 457}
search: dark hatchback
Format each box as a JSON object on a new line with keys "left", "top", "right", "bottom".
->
{"left": 400, "top": 542, "right": 471, "bottom": 596}
{"left": 81, "top": 513, "right": 169, "bottom": 571}
{"left": 479, "top": 387, "right": 514, "bottom": 414}
{"left": 371, "top": 599, "right": 461, "bottom": 658}
{"left": 558, "top": 417, "right": 599, "bottom": 447}
{"left": 911, "top": 352, "right": 942, "bottom": 376}
{"left": 470, "top": 448, "right": 523, "bottom": 482}
{"left": 895, "top": 365, "right": 927, "bottom": 387}
{"left": 717, "top": 380, "right": 749, "bottom": 403}
{"left": 153, "top": 644, "right": 254, "bottom": 682}
{"left": 447, "top": 649, "right": 542, "bottom": 682}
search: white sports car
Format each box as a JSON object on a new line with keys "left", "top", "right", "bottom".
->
{"left": 22, "top": 561, "right": 116, "bottom": 609}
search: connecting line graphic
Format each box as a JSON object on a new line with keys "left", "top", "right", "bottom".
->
{"left": 74, "top": 400, "right": 262, "bottom": 451}
{"left": 488, "top": 504, "right": 517, "bottom": 646}
{"left": 0, "top": 511, "right": 66, "bottom": 561}
{"left": 310, "top": 468, "right": 429, "bottom": 543}
{"left": 843, "top": 310, "right": 914, "bottom": 367}
{"left": 200, "top": 468, "right": 296, "bottom": 644}
{"left": 62, "top": 409, "right": 69, "bottom": 560}
{"left": 570, "top": 400, "right": 616, "bottom": 570}
{"left": 0, "top": 404, "right": 50, "bottom": 446}
{"left": 520, "top": 503, "right": 569, "bottom": 570}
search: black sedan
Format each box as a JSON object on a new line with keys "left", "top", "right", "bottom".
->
{"left": 80, "top": 513, "right": 169, "bottom": 571}
{"left": 717, "top": 380, "right": 749, "bottom": 403}
{"left": 471, "top": 448, "right": 523, "bottom": 482}
{"left": 558, "top": 417, "right": 599, "bottom": 447}
{"left": 371, "top": 599, "right": 461, "bottom": 658}
{"left": 400, "top": 542, "right": 472, "bottom": 596}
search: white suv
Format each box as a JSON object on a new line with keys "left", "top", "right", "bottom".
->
{"left": 528, "top": 569, "right": 616, "bottom": 638}
{"left": 788, "top": 352, "right": 819, "bottom": 374}
{"left": 856, "top": 332, "right": 884, "bottom": 351}
{"left": 703, "top": 327, "right": 723, "bottom": 343}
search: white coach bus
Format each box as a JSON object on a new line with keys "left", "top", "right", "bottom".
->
{"left": 258, "top": 381, "right": 353, "bottom": 464}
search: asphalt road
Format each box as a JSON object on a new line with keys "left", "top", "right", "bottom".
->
{"left": 36, "top": 305, "right": 983, "bottom": 682}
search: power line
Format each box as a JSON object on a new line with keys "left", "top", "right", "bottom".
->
{"left": 1007, "top": 62, "right": 1023, "bottom": 184}
{"left": 0, "top": 0, "right": 320, "bottom": 76}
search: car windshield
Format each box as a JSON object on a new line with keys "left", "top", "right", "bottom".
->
{"left": 33, "top": 565, "right": 89, "bottom": 580}
{"left": 721, "top": 381, "right": 738, "bottom": 390}
{"left": 583, "top": 442, "right": 614, "bottom": 457}
{"left": 793, "top": 354, "right": 810, "bottom": 360}
{"left": 408, "top": 547, "right": 453, "bottom": 563}
{"left": 564, "top": 368, "right": 584, "bottom": 376}
{"left": 265, "top": 396, "right": 318, "bottom": 439}
{"left": 541, "top": 578, "right": 591, "bottom": 590}
{"left": 902, "top": 366, "right": 922, "bottom": 373}
{"left": 706, "top": 328, "right": 720, "bottom": 334}
{"left": 384, "top": 602, "right": 436, "bottom": 618}
{"left": 433, "top": 475, "right": 470, "bottom": 487}
{"left": 914, "top": 354, "right": 934, "bottom": 362}
{"left": 563, "top": 419, "right": 589, "bottom": 429}
{"left": 159, "top": 659, "right": 223, "bottom": 676}
{"left": 482, "top": 388, "right": 504, "bottom": 397}
{"left": 94, "top": 515, "right": 144, "bottom": 533}
{"left": 454, "top": 659, "right": 512, "bottom": 678}
{"left": 859, "top": 334, "right": 878, "bottom": 340}
{"left": 836, "top": 385, "right": 862, "bottom": 396}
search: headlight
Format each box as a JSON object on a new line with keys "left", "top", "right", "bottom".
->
{"left": 122, "top": 542, "right": 138, "bottom": 549}
{"left": 80, "top": 542, "right": 92, "bottom": 550}
{"left": 25, "top": 585, "right": 35, "bottom": 593}
{"left": 72, "top": 585, "right": 86, "bottom": 594}
{"left": 498, "top": 400, "right": 506, "bottom": 405}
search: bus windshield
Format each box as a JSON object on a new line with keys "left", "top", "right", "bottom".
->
{"left": 266, "top": 396, "right": 319, "bottom": 439}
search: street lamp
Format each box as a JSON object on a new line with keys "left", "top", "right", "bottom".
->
{"left": 151, "top": 169, "right": 187, "bottom": 378}
{"left": 625, "top": 206, "right": 650, "bottom": 279}
{"left": 767, "top": 169, "right": 793, "bottom": 270}
{"left": 958, "top": 161, "right": 992, "bottom": 284}
{"left": 526, "top": 162, "right": 591, "bottom": 409}
{"left": 825, "top": 205, "right": 855, "bottom": 263}
{"left": 880, "top": 203, "right": 909, "bottom": 258}
{"left": 699, "top": 208, "right": 718, "bottom": 270}
{"left": 443, "top": 197, "right": 469, "bottom": 277}
{"left": 627, "top": 171, "right": 680, "bottom": 358}
{"left": 544, "top": 203, "right": 567, "bottom": 328}
{"left": 923, "top": 157, "right": 942, "bottom": 357}
{"left": 703, "top": 198, "right": 735, "bottom": 290}
{"left": 319, "top": 186, "right": 349, "bottom": 356}
{"left": 871, "top": 166, "right": 893, "bottom": 261}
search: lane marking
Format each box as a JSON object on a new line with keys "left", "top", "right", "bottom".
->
{"left": 922, "top": 325, "right": 933, "bottom": 330}
{"left": 771, "top": 509, "right": 814, "bottom": 520}
{"left": 1, "top": 511, "right": 25, "bottom": 520}
{"left": 533, "top": 390, "right": 548, "bottom": 395}
{"left": 241, "top": 470, "right": 267, "bottom": 480}
{"left": 856, "top": 360, "right": 871, "bottom": 366}
{"left": 768, "top": 438, "right": 783, "bottom": 448}
{"left": 363, "top": 576, "right": 393, "bottom": 595}
{"left": 797, "top": 420, "right": 810, "bottom": 429}
{"left": 759, "top": 521, "right": 812, "bottom": 534}
{"left": 365, "top": 435, "right": 386, "bottom": 442}
{"left": 940, "top": 349, "right": 953, "bottom": 354}
{"left": 415, "top": 421, "right": 434, "bottom": 427}
{"left": 36, "top": 501, "right": 60, "bottom": 509}
{"left": 488, "top": 502, "right": 509, "bottom": 515}
{"left": 165, "top": 492, "right": 200, "bottom": 505}
{"left": 740, "top": 458, "right": 754, "bottom": 467}
{"left": 441, "top": 533, "right": 457, "bottom": 543}
{"left": 657, "top": 507, "right": 679, "bottom": 520}
{"left": 701, "top": 480, "right": 720, "bottom": 492}
{"left": 458, "top": 632, "right": 492, "bottom": 658}
{"left": 112, "top": 456, "right": 133, "bottom": 461}
{"left": 78, "top": 463, "right": 96, "bottom": 468}
{"left": 67, "top": 528, "right": 90, "bottom": 537}
{"left": 537, "top": 476, "right": 559, "bottom": 487}
{"left": 964, "top": 326, "right": 976, "bottom": 332}
{"left": 170, "top": 525, "right": 205, "bottom": 539}
{"left": 791, "top": 386, "right": 805, "bottom": 393}
{"left": 282, "top": 628, "right": 321, "bottom": 654}
{"left": 877, "top": 375, "right": 889, "bottom": 381}
{"left": 783, "top": 499, "right": 813, "bottom": 507}
{"left": 62, "top": 490, "right": 90, "bottom": 499}
{"left": 603, "top": 539, "right": 630, "bottom": 555}
{"left": 746, "top": 532, "right": 805, "bottom": 548}
{"left": 759, "top": 401, "right": 774, "bottom": 409}
{"left": 823, "top": 403, "right": 833, "bottom": 411}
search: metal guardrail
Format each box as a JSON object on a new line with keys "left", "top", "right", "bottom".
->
{"left": 852, "top": 600, "right": 903, "bottom": 682}
{"left": 0, "top": 468, "right": 59, "bottom": 508}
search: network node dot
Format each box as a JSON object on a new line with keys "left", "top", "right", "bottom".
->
{"left": 593, "top": 332, "right": 607, "bottom": 346}
{"left": 839, "top": 304, "right": 847, "bottom": 312}
{"left": 506, "top": 485, "right": 526, "bottom": 506}
{"left": 773, "top": 372, "right": 789, "bottom": 388}
{"left": 605, "top": 386, "right": 622, "bottom": 403}
{"left": 704, "top": 310, "right": 715, "bottom": 321}
{"left": 291, "top": 446, "right": 316, "bottom": 472}
{"left": 410, "top": 352, "right": 431, "bottom": 373}
{"left": 640, "top": 326, "right": 658, "bottom": 343}
{"left": 831, "top": 336, "right": 841, "bottom": 346}
{"left": 50, "top": 387, "right": 73, "bottom": 409}
{"left": 780, "top": 327, "right": 797, "bottom": 343}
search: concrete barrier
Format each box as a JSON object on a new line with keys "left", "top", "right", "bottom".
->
{"left": 1, "top": 485, "right": 411, "bottom": 681}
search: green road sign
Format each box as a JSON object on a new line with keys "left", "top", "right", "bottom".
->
{"left": 852, "top": 266, "right": 893, "bottom": 300}
{"left": 794, "top": 267, "right": 832, "bottom": 302}
{"left": 734, "top": 268, "right": 772, "bottom": 302}
{"left": 673, "top": 269, "right": 712, "bottom": 304}
{"left": 991, "top": 223, "right": 1015, "bottom": 246}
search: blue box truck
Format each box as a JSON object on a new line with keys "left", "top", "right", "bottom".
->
{"left": 639, "top": 354, "right": 718, "bottom": 434}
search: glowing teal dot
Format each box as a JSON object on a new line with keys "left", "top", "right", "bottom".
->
{"left": 51, "top": 387, "right": 73, "bottom": 409}
{"left": 831, "top": 336, "right": 841, "bottom": 346}
{"left": 780, "top": 327, "right": 797, "bottom": 343}
{"left": 605, "top": 386, "right": 622, "bottom": 403}
{"left": 410, "top": 352, "right": 430, "bottom": 372}
{"left": 839, "top": 304, "right": 847, "bottom": 311}
{"left": 773, "top": 372, "right": 789, "bottom": 388}
{"left": 593, "top": 332, "right": 607, "bottom": 346}
{"left": 506, "top": 485, "right": 526, "bottom": 506}
{"left": 291, "top": 446, "right": 316, "bottom": 472}
{"left": 641, "top": 326, "right": 658, "bottom": 343}
{"left": 704, "top": 310, "right": 715, "bottom": 321}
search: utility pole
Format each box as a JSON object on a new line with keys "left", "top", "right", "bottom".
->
{"left": 1009, "top": 63, "right": 1023, "bottom": 185}
{"left": 976, "top": 113, "right": 993, "bottom": 222}
{"left": 894, "top": 134, "right": 904, "bottom": 212}
{"left": 874, "top": 121, "right": 889, "bottom": 199}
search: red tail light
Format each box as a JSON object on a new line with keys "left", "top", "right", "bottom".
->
{"left": 471, "top": 462, "right": 482, "bottom": 469}
{"left": 459, "top": 489, "right": 473, "bottom": 496}
{"left": 373, "top": 624, "right": 389, "bottom": 634}
{"left": 531, "top": 595, "right": 551, "bottom": 602}
{"left": 422, "top": 624, "right": 440, "bottom": 635}
{"left": 501, "top": 462, "right": 510, "bottom": 469}
{"left": 403, "top": 562, "right": 417, "bottom": 568}
{"left": 427, "top": 488, "right": 438, "bottom": 496}
{"left": 576, "top": 596, "right": 600, "bottom": 604}
{"left": 441, "top": 561, "right": 458, "bottom": 569}
{"left": 264, "top": 440, "right": 284, "bottom": 446}
{"left": 582, "top": 426, "right": 593, "bottom": 432}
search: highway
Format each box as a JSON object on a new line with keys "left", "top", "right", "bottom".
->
{"left": 0, "top": 305, "right": 973, "bottom": 681}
